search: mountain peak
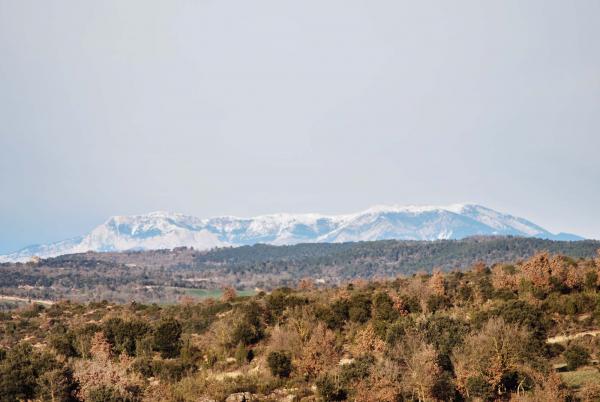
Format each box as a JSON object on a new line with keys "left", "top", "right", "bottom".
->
{"left": 0, "top": 204, "right": 583, "bottom": 262}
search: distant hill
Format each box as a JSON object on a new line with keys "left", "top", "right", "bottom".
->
{"left": 2, "top": 237, "right": 598, "bottom": 304}
{"left": 0, "top": 204, "right": 583, "bottom": 262}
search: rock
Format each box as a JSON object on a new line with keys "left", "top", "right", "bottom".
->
{"left": 225, "top": 392, "right": 256, "bottom": 402}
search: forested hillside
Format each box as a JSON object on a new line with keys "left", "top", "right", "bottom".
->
{"left": 2, "top": 253, "right": 600, "bottom": 401}
{"left": 1, "top": 237, "right": 599, "bottom": 303}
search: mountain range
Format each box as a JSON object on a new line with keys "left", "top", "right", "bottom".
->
{"left": 0, "top": 204, "right": 583, "bottom": 262}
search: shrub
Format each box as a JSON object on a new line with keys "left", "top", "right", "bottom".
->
{"left": 339, "top": 355, "right": 374, "bottom": 384}
{"left": 230, "top": 302, "right": 265, "bottom": 346}
{"left": 104, "top": 318, "right": 152, "bottom": 356}
{"left": 49, "top": 327, "right": 78, "bottom": 357}
{"left": 348, "top": 293, "right": 371, "bottom": 323}
{"left": 267, "top": 351, "right": 292, "bottom": 378}
{"left": 235, "top": 343, "right": 254, "bottom": 364}
{"left": 564, "top": 345, "right": 590, "bottom": 370}
{"left": 372, "top": 292, "right": 398, "bottom": 322}
{"left": 87, "top": 385, "right": 134, "bottom": 402}
{"left": 316, "top": 374, "right": 347, "bottom": 401}
{"left": 317, "top": 300, "right": 349, "bottom": 330}
{"left": 153, "top": 318, "right": 182, "bottom": 358}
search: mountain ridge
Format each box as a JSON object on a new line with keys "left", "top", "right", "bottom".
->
{"left": 0, "top": 203, "right": 583, "bottom": 262}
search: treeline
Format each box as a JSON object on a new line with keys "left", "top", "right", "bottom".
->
{"left": 1, "top": 237, "right": 599, "bottom": 303}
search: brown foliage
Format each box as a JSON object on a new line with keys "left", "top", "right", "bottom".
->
{"left": 296, "top": 322, "right": 340, "bottom": 379}
{"left": 388, "top": 291, "right": 409, "bottom": 316}
{"left": 510, "top": 373, "right": 568, "bottom": 402}
{"left": 453, "top": 318, "right": 532, "bottom": 399}
{"left": 221, "top": 286, "right": 237, "bottom": 302}
{"left": 74, "top": 333, "right": 143, "bottom": 401}
{"left": 350, "top": 323, "right": 386, "bottom": 356}
{"left": 392, "top": 335, "right": 442, "bottom": 402}
{"left": 428, "top": 270, "right": 446, "bottom": 296}
{"left": 491, "top": 264, "right": 520, "bottom": 291}
{"left": 297, "top": 278, "right": 315, "bottom": 290}
{"left": 354, "top": 359, "right": 402, "bottom": 402}
{"left": 90, "top": 331, "right": 112, "bottom": 361}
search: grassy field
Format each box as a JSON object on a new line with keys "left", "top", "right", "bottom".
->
{"left": 182, "top": 288, "right": 256, "bottom": 299}
{"left": 560, "top": 367, "right": 600, "bottom": 388}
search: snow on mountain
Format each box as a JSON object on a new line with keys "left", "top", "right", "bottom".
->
{"left": 0, "top": 204, "right": 583, "bottom": 262}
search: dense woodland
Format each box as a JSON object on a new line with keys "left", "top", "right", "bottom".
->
{"left": 2, "top": 252, "right": 600, "bottom": 400}
{"left": 1, "top": 237, "right": 599, "bottom": 303}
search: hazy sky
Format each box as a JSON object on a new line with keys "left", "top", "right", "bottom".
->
{"left": 1, "top": 1, "right": 599, "bottom": 253}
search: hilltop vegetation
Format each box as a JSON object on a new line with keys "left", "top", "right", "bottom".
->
{"left": 1, "top": 237, "right": 599, "bottom": 304}
{"left": 2, "top": 252, "right": 600, "bottom": 401}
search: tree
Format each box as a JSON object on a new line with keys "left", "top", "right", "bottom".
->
{"left": 222, "top": 286, "right": 237, "bottom": 302}
{"left": 372, "top": 292, "right": 398, "bottom": 322}
{"left": 395, "top": 337, "right": 442, "bottom": 402}
{"left": 563, "top": 345, "right": 589, "bottom": 370}
{"left": 267, "top": 351, "right": 292, "bottom": 378}
{"left": 0, "top": 343, "right": 59, "bottom": 401}
{"left": 348, "top": 293, "right": 371, "bottom": 323}
{"left": 37, "top": 367, "right": 77, "bottom": 402}
{"left": 153, "top": 318, "right": 182, "bottom": 358}
{"left": 452, "top": 318, "right": 535, "bottom": 399}
{"left": 297, "top": 323, "right": 340, "bottom": 379}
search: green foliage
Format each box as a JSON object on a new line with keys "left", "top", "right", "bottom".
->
{"left": 426, "top": 294, "right": 451, "bottom": 313}
{"left": 48, "top": 325, "right": 78, "bottom": 357}
{"left": 348, "top": 293, "right": 372, "bottom": 323}
{"left": 316, "top": 374, "right": 347, "bottom": 401}
{"left": 372, "top": 292, "right": 398, "bottom": 322}
{"left": 230, "top": 302, "right": 265, "bottom": 346}
{"left": 153, "top": 318, "right": 182, "bottom": 358}
{"left": 419, "top": 315, "right": 468, "bottom": 357}
{"left": 104, "top": 317, "right": 152, "bottom": 356}
{"left": 37, "top": 367, "right": 78, "bottom": 402}
{"left": 465, "top": 375, "right": 494, "bottom": 400}
{"left": 339, "top": 355, "right": 374, "bottom": 384}
{"left": 564, "top": 345, "right": 590, "bottom": 370}
{"left": 87, "top": 385, "right": 136, "bottom": 402}
{"left": 267, "top": 351, "right": 292, "bottom": 378}
{"left": 486, "top": 300, "right": 549, "bottom": 344}
{"left": 235, "top": 343, "right": 254, "bottom": 364}
{"left": 431, "top": 371, "right": 458, "bottom": 401}
{"left": 19, "top": 303, "right": 45, "bottom": 318}
{"left": 152, "top": 359, "right": 193, "bottom": 381}
{"left": 0, "top": 343, "right": 61, "bottom": 401}
{"left": 317, "top": 299, "right": 349, "bottom": 330}
{"left": 265, "top": 288, "right": 307, "bottom": 321}
{"left": 385, "top": 317, "right": 415, "bottom": 345}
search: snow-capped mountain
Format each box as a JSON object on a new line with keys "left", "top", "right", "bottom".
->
{"left": 0, "top": 204, "right": 583, "bottom": 262}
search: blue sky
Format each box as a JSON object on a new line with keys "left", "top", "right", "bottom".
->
{"left": 1, "top": 0, "right": 599, "bottom": 253}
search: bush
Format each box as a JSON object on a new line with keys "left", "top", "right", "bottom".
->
{"left": 87, "top": 385, "right": 134, "bottom": 402}
{"left": 104, "top": 318, "right": 152, "bottom": 356}
{"left": 235, "top": 343, "right": 254, "bottom": 364}
{"left": 372, "top": 292, "right": 398, "bottom": 322}
{"left": 48, "top": 326, "right": 78, "bottom": 357}
{"left": 564, "top": 345, "right": 590, "bottom": 370}
{"left": 153, "top": 318, "right": 182, "bottom": 358}
{"left": 0, "top": 343, "right": 60, "bottom": 401}
{"left": 339, "top": 355, "right": 374, "bottom": 384}
{"left": 267, "top": 351, "right": 292, "bottom": 378}
{"left": 426, "top": 294, "right": 450, "bottom": 313}
{"left": 348, "top": 293, "right": 371, "bottom": 323}
{"left": 465, "top": 375, "right": 494, "bottom": 400}
{"left": 317, "top": 300, "right": 349, "bottom": 330}
{"left": 230, "top": 302, "right": 265, "bottom": 346}
{"left": 316, "top": 374, "right": 347, "bottom": 401}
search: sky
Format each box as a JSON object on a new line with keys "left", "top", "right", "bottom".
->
{"left": 1, "top": 0, "right": 599, "bottom": 254}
